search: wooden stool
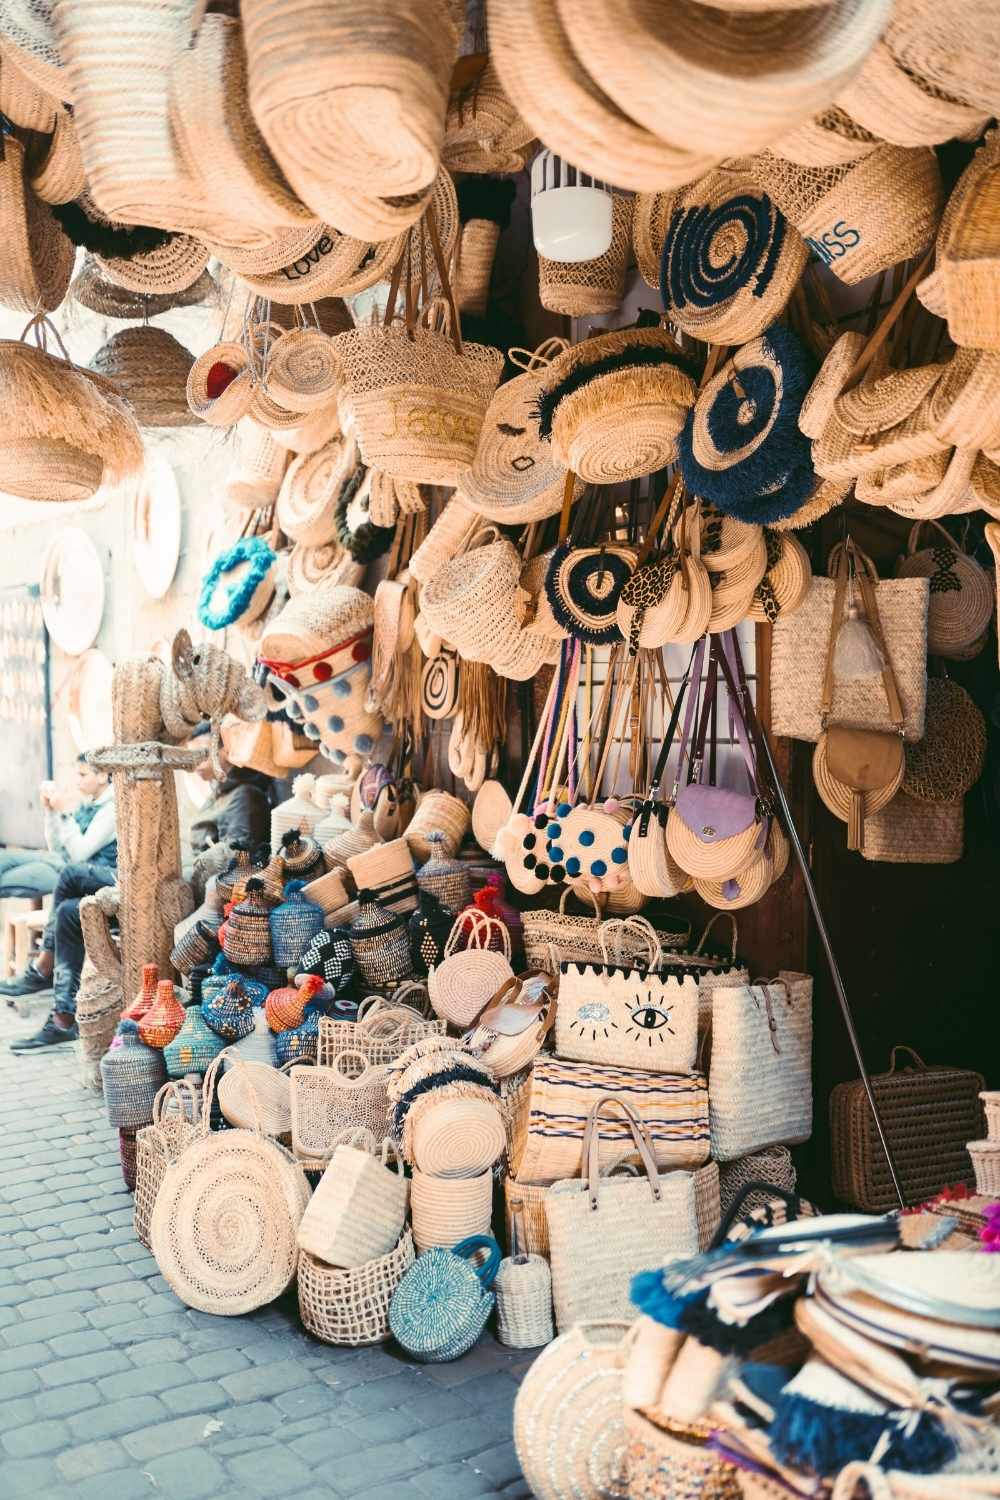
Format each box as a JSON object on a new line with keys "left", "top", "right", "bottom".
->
{"left": 13, "top": 911, "right": 49, "bottom": 977}
{"left": 2, "top": 896, "right": 44, "bottom": 979}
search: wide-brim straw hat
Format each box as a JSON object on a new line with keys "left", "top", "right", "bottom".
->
{"left": 812, "top": 402, "right": 948, "bottom": 482}
{"left": 798, "top": 331, "right": 866, "bottom": 439}
{"left": 885, "top": 0, "right": 1000, "bottom": 119}
{"left": 0, "top": 135, "right": 74, "bottom": 314}
{"left": 562, "top": 0, "right": 892, "bottom": 158}
{"left": 928, "top": 349, "right": 1000, "bottom": 450}
{"left": 835, "top": 38, "right": 991, "bottom": 147}
{"left": 538, "top": 192, "right": 633, "bottom": 318}
{"left": 226, "top": 222, "right": 399, "bottom": 306}
{"left": 242, "top": 0, "right": 457, "bottom": 205}
{"left": 855, "top": 450, "right": 949, "bottom": 506}
{"left": 259, "top": 581, "right": 373, "bottom": 661}
{"left": 771, "top": 104, "right": 881, "bottom": 167}
{"left": 26, "top": 105, "right": 85, "bottom": 205}
{"left": 771, "top": 475, "right": 849, "bottom": 531}
{"left": 89, "top": 326, "right": 198, "bottom": 429}
{"left": 834, "top": 363, "right": 947, "bottom": 437}
{"left": 489, "top": 0, "right": 716, "bottom": 193}
{"left": 71, "top": 254, "right": 216, "bottom": 319}
{"left": 168, "top": 13, "right": 315, "bottom": 236}
{"left": 277, "top": 435, "right": 359, "bottom": 544}
{"left": 659, "top": 165, "right": 809, "bottom": 344}
{"left": 1, "top": 40, "right": 57, "bottom": 129}
{"left": 94, "top": 234, "right": 210, "bottom": 297}
{"left": 936, "top": 150, "right": 1000, "bottom": 354}
{"left": 536, "top": 327, "right": 696, "bottom": 485}
{"left": 747, "top": 145, "right": 943, "bottom": 285}
{"left": 0, "top": 6, "right": 71, "bottom": 103}
{"left": 746, "top": 531, "right": 812, "bottom": 622}
{"left": 442, "top": 59, "right": 534, "bottom": 176}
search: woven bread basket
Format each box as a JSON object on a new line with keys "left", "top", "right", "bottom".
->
{"left": 297, "top": 1230, "right": 415, "bottom": 1346}
{"left": 538, "top": 193, "right": 633, "bottom": 317}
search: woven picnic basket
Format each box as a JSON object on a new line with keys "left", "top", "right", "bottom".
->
{"left": 297, "top": 1229, "right": 416, "bottom": 1348}
{"left": 133, "top": 1080, "right": 199, "bottom": 1250}
{"left": 830, "top": 1045, "right": 985, "bottom": 1211}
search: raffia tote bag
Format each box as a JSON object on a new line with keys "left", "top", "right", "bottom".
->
{"left": 544, "top": 1097, "right": 720, "bottom": 1333}
{"left": 510, "top": 1057, "right": 710, "bottom": 1185}
{"left": 289, "top": 1051, "right": 390, "bottom": 1164}
{"left": 556, "top": 917, "right": 699, "bottom": 1074}
{"left": 297, "top": 1135, "right": 408, "bottom": 1267}
{"left": 709, "top": 973, "right": 813, "bottom": 1161}
{"left": 427, "top": 908, "right": 513, "bottom": 1027}
{"left": 771, "top": 543, "right": 929, "bottom": 742}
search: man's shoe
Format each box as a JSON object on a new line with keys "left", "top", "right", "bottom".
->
{"left": 0, "top": 965, "right": 52, "bottom": 997}
{"left": 10, "top": 1017, "right": 78, "bottom": 1050}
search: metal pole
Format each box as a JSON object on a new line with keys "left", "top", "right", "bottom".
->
{"left": 755, "top": 727, "right": 907, "bottom": 1211}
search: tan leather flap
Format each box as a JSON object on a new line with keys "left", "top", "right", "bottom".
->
{"left": 825, "top": 725, "right": 904, "bottom": 791}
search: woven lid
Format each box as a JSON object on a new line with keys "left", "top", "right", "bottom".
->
{"left": 351, "top": 890, "right": 406, "bottom": 938}
{"left": 279, "top": 828, "right": 322, "bottom": 877}
{"left": 89, "top": 326, "right": 197, "bottom": 429}
{"left": 259, "top": 581, "right": 374, "bottom": 661}
{"left": 0, "top": 134, "right": 73, "bottom": 314}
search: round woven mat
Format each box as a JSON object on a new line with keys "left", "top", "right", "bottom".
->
{"left": 903, "top": 678, "right": 986, "bottom": 804}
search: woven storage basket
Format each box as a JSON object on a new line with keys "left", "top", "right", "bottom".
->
{"left": 188, "top": 342, "right": 254, "bottom": 427}
{"left": 297, "top": 1136, "right": 408, "bottom": 1266}
{"left": 418, "top": 528, "right": 527, "bottom": 663}
{"left": 495, "top": 1250, "right": 554, "bottom": 1350}
{"left": 417, "top": 832, "right": 472, "bottom": 912}
{"left": 428, "top": 909, "right": 513, "bottom": 1028}
{"left": 860, "top": 792, "right": 963, "bottom": 864}
{"left": 290, "top": 1052, "right": 391, "bottom": 1165}
{"left": 349, "top": 893, "right": 414, "bottom": 986}
{"left": 718, "top": 1147, "right": 797, "bottom": 1218}
{"left": 456, "top": 218, "right": 500, "bottom": 318}
{"left": 150, "top": 1058, "right": 310, "bottom": 1314}
{"left": 709, "top": 974, "right": 813, "bottom": 1160}
{"left": 410, "top": 1166, "right": 494, "bottom": 1252}
{"left": 513, "top": 1321, "right": 629, "bottom": 1500}
{"left": 318, "top": 1000, "right": 444, "bottom": 1069}
{"left": 347, "top": 839, "right": 418, "bottom": 916}
{"left": 89, "top": 326, "right": 197, "bottom": 430}
{"left": 333, "top": 311, "right": 503, "bottom": 484}
{"left": 538, "top": 193, "right": 633, "bottom": 317}
{"left": 118, "top": 1128, "right": 138, "bottom": 1191}
{"left": 410, "top": 1092, "right": 507, "bottom": 1179}
{"left": 626, "top": 1408, "right": 741, "bottom": 1500}
{"left": 966, "top": 1140, "right": 1000, "bottom": 1196}
{"left": 389, "top": 1234, "right": 500, "bottom": 1361}
{"left": 896, "top": 521, "right": 994, "bottom": 658}
{"left": 100, "top": 1021, "right": 168, "bottom": 1129}
{"left": 830, "top": 1045, "right": 985, "bottom": 1211}
{"left": 297, "top": 1229, "right": 415, "bottom": 1347}
{"left": 404, "top": 790, "right": 470, "bottom": 863}
{"left": 133, "top": 1080, "right": 199, "bottom": 1250}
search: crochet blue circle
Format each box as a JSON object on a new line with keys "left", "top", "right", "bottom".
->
{"left": 197, "top": 536, "right": 275, "bottom": 631}
{"left": 566, "top": 856, "right": 581, "bottom": 876}
{"left": 333, "top": 677, "right": 352, "bottom": 697}
{"left": 590, "top": 859, "right": 607, "bottom": 877}
{"left": 547, "top": 822, "right": 561, "bottom": 839}
{"left": 327, "top": 715, "right": 344, "bottom": 733}
{"left": 548, "top": 845, "right": 564, "bottom": 862}
{"left": 579, "top": 829, "right": 595, "bottom": 847}
{"left": 557, "top": 802, "right": 572, "bottom": 817}
{"left": 544, "top": 541, "right": 634, "bottom": 646}
{"left": 354, "top": 734, "right": 374, "bottom": 753}
{"left": 303, "top": 693, "right": 319, "bottom": 712}
{"left": 611, "top": 846, "right": 627, "bottom": 864}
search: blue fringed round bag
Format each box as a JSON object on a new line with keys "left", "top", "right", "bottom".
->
{"left": 389, "top": 1234, "right": 501, "bottom": 1362}
{"left": 198, "top": 536, "right": 275, "bottom": 631}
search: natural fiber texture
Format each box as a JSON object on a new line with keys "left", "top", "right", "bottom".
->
{"left": 133, "top": 1082, "right": 198, "bottom": 1250}
{"left": 539, "top": 193, "right": 633, "bottom": 317}
{"left": 318, "top": 1004, "right": 444, "bottom": 1070}
{"left": 860, "top": 791, "right": 963, "bottom": 865}
{"left": 772, "top": 104, "right": 880, "bottom": 166}
{"left": 496, "top": 1252, "right": 554, "bottom": 1349}
{"left": 71, "top": 254, "right": 216, "bottom": 319}
{"left": 626, "top": 1409, "right": 741, "bottom": 1500}
{"left": 95, "top": 234, "right": 209, "bottom": 297}
{"left": 513, "top": 1322, "right": 629, "bottom": 1500}
{"left": 89, "top": 326, "right": 196, "bottom": 429}
{"left": 297, "top": 1230, "right": 415, "bottom": 1346}
{"left": 216, "top": 1059, "right": 292, "bottom": 1136}
{"left": 830, "top": 1045, "right": 985, "bottom": 1210}
{"left": 410, "top": 1167, "right": 493, "bottom": 1252}
{"left": 709, "top": 974, "right": 813, "bottom": 1160}
{"left": 799, "top": 331, "right": 867, "bottom": 440}
{"left": 297, "top": 1137, "right": 408, "bottom": 1266}
{"left": 967, "top": 1141, "right": 1000, "bottom": 1196}
{"left": 0, "top": 136, "right": 74, "bottom": 314}
{"left": 836, "top": 36, "right": 991, "bottom": 147}
{"left": 444, "top": 61, "right": 532, "bottom": 176}
{"left": 410, "top": 1091, "right": 507, "bottom": 1178}
{"left": 100, "top": 1021, "right": 167, "bottom": 1129}
{"left": 718, "top": 1146, "right": 797, "bottom": 1218}
{"left": 289, "top": 1054, "right": 391, "bottom": 1164}
{"left": 903, "top": 678, "right": 985, "bottom": 804}
{"left": 277, "top": 435, "right": 358, "bottom": 543}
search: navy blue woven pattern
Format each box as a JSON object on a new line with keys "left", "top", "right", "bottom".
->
{"left": 390, "top": 1064, "right": 501, "bottom": 1142}
{"left": 661, "top": 192, "right": 787, "bottom": 316}
{"left": 544, "top": 541, "right": 634, "bottom": 645}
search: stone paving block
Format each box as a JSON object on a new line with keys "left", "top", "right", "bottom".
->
{"left": 203, "top": 1399, "right": 284, "bottom": 1437}
{"left": 143, "top": 1449, "right": 231, "bottom": 1500}
{"left": 273, "top": 1381, "right": 347, "bottom": 1419}
{"left": 349, "top": 1407, "right": 423, "bottom": 1445}
{"left": 38, "top": 1348, "right": 131, "bottom": 1387}
{"left": 352, "top": 1484, "right": 430, "bottom": 1500}
{"left": 68, "top": 1393, "right": 167, "bottom": 1442}
{"left": 470, "top": 1441, "right": 522, "bottom": 1488}
{"left": 324, "top": 1438, "right": 420, "bottom": 1495}
{"left": 0, "top": 1367, "right": 39, "bottom": 1398}
{"left": 49, "top": 1327, "right": 111, "bottom": 1357}
{"left": 161, "top": 1379, "right": 231, "bottom": 1415}
{"left": 227, "top": 1444, "right": 318, "bottom": 1495}
{"left": 126, "top": 1335, "right": 190, "bottom": 1365}
{"left": 2, "top": 1418, "right": 70, "bottom": 1458}
{"left": 410, "top": 1462, "right": 499, "bottom": 1499}
{"left": 187, "top": 1348, "right": 251, "bottom": 1380}
{"left": 341, "top": 1368, "right": 427, "bottom": 1413}
{"left": 2, "top": 1455, "right": 60, "bottom": 1497}
{"left": 120, "top": 1411, "right": 215, "bottom": 1462}
{"left": 55, "top": 1438, "right": 130, "bottom": 1481}
{"left": 71, "top": 1467, "right": 160, "bottom": 1500}
{"left": 0, "top": 1393, "right": 36, "bottom": 1427}
{"left": 3, "top": 1309, "right": 89, "bottom": 1345}
{"left": 290, "top": 1427, "right": 367, "bottom": 1465}
{"left": 35, "top": 1381, "right": 103, "bottom": 1419}
{"left": 219, "top": 1357, "right": 317, "bottom": 1402}
{"left": 97, "top": 1360, "right": 191, "bottom": 1400}
{"left": 406, "top": 1415, "right": 511, "bottom": 1465}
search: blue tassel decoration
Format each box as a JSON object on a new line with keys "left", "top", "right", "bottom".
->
{"left": 770, "top": 1392, "right": 956, "bottom": 1476}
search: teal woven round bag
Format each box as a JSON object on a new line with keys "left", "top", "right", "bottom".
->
{"left": 389, "top": 1235, "right": 501, "bottom": 1362}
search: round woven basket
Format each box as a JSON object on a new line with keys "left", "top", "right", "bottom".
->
{"left": 903, "top": 678, "right": 986, "bottom": 804}
{"left": 410, "top": 1094, "right": 506, "bottom": 1178}
{"left": 187, "top": 342, "right": 255, "bottom": 426}
{"left": 0, "top": 135, "right": 74, "bottom": 314}
{"left": 633, "top": 190, "right": 679, "bottom": 289}
{"left": 133, "top": 1080, "right": 199, "bottom": 1250}
{"left": 539, "top": 193, "right": 633, "bottom": 317}
{"left": 0, "top": 436, "right": 103, "bottom": 503}
{"left": 443, "top": 58, "right": 532, "bottom": 176}
{"left": 404, "top": 790, "right": 471, "bottom": 863}
{"left": 90, "top": 326, "right": 197, "bottom": 429}
{"left": 230, "top": 223, "right": 397, "bottom": 305}
{"left": 410, "top": 1167, "right": 493, "bottom": 1253}
{"left": 745, "top": 531, "right": 813, "bottom": 623}
{"left": 896, "top": 520, "right": 994, "bottom": 656}
{"left": 265, "top": 328, "right": 342, "bottom": 414}
{"left": 419, "top": 530, "right": 526, "bottom": 661}
{"left": 217, "top": 1058, "right": 293, "bottom": 1137}
{"left": 693, "top": 843, "right": 775, "bottom": 910}
{"left": 297, "top": 1230, "right": 416, "bottom": 1346}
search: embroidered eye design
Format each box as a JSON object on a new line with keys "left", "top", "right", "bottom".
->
{"left": 570, "top": 1001, "right": 617, "bottom": 1041}
{"left": 625, "top": 993, "right": 674, "bottom": 1045}
{"left": 498, "top": 422, "right": 526, "bottom": 436}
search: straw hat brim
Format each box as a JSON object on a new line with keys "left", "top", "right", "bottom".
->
{"left": 95, "top": 235, "right": 210, "bottom": 296}
{"left": 798, "top": 331, "right": 866, "bottom": 440}
{"left": 0, "top": 135, "right": 74, "bottom": 314}
{"left": 834, "top": 363, "right": 946, "bottom": 436}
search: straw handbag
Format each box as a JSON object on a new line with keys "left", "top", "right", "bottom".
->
{"left": 297, "top": 1135, "right": 408, "bottom": 1267}
{"left": 538, "top": 192, "right": 633, "bottom": 317}
{"left": 410, "top": 1167, "right": 494, "bottom": 1253}
{"left": 149, "top": 1057, "right": 310, "bottom": 1315}
{"left": 895, "top": 521, "right": 993, "bottom": 659}
{"left": 317, "top": 998, "right": 444, "bottom": 1069}
{"left": 289, "top": 1052, "right": 390, "bottom": 1165}
{"left": 545, "top": 1098, "right": 720, "bottom": 1332}
{"left": 390, "top": 1234, "right": 501, "bottom": 1362}
{"left": 513, "top": 1322, "right": 630, "bottom": 1500}
{"left": 556, "top": 918, "right": 699, "bottom": 1075}
{"left": 771, "top": 542, "right": 929, "bottom": 743}
{"left": 428, "top": 909, "right": 514, "bottom": 1028}
{"left": 510, "top": 1057, "right": 710, "bottom": 1185}
{"left": 626, "top": 1408, "right": 741, "bottom": 1500}
{"left": 830, "top": 1045, "right": 985, "bottom": 1212}
{"left": 298, "top": 1229, "right": 415, "bottom": 1348}
{"left": 860, "top": 792, "right": 963, "bottom": 865}
{"left": 709, "top": 973, "right": 813, "bottom": 1161}
{"left": 133, "top": 1080, "right": 198, "bottom": 1250}
{"left": 522, "top": 886, "right": 604, "bottom": 974}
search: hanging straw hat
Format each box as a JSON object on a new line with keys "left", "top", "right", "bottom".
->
{"left": 539, "top": 193, "right": 633, "bottom": 317}
{"left": 936, "top": 153, "right": 1000, "bottom": 354}
{"left": 443, "top": 58, "right": 534, "bottom": 176}
{"left": 71, "top": 254, "right": 216, "bottom": 319}
{"left": 835, "top": 38, "right": 991, "bottom": 147}
{"left": 634, "top": 190, "right": 680, "bottom": 289}
{"left": 456, "top": 342, "right": 584, "bottom": 525}
{"left": 884, "top": 0, "right": 1000, "bottom": 118}
{"left": 242, "top": 0, "right": 457, "bottom": 207}
{"left": 535, "top": 327, "right": 697, "bottom": 484}
{"left": 855, "top": 450, "right": 950, "bottom": 506}
{"left": 812, "top": 401, "right": 947, "bottom": 482}
{"left": 0, "top": 41, "right": 57, "bottom": 129}
{"left": 226, "top": 222, "right": 398, "bottom": 306}
{"left": 489, "top": 0, "right": 716, "bottom": 193}
{"left": 770, "top": 105, "right": 880, "bottom": 167}
{"left": 95, "top": 235, "right": 210, "bottom": 297}
{"left": 658, "top": 166, "right": 809, "bottom": 344}
{"left": 277, "top": 435, "right": 359, "bottom": 544}
{"left": 747, "top": 145, "right": 943, "bottom": 285}
{"left": 771, "top": 476, "right": 849, "bottom": 531}
{"left": 0, "top": 5, "right": 70, "bottom": 102}
{"left": 562, "top": 0, "right": 892, "bottom": 158}
{"left": 834, "top": 363, "right": 946, "bottom": 436}
{"left": 745, "top": 531, "right": 812, "bottom": 622}
{"left": 928, "top": 349, "right": 1000, "bottom": 449}
{"left": 89, "top": 326, "right": 198, "bottom": 429}
{"left": 26, "top": 105, "right": 85, "bottom": 205}
{"left": 0, "top": 135, "right": 73, "bottom": 313}
{"left": 798, "top": 331, "right": 866, "bottom": 440}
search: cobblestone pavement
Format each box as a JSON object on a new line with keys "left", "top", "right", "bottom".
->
{"left": 0, "top": 1002, "right": 532, "bottom": 1500}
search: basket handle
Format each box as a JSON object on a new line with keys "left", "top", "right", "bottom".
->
{"left": 709, "top": 1181, "right": 804, "bottom": 1250}
{"left": 507, "top": 337, "right": 570, "bottom": 372}
{"left": 452, "top": 1234, "right": 502, "bottom": 1288}
{"left": 558, "top": 884, "right": 602, "bottom": 918}
{"left": 391, "top": 978, "right": 431, "bottom": 1015}
{"left": 380, "top": 1136, "right": 405, "bottom": 1175}
{"left": 356, "top": 995, "right": 386, "bottom": 1026}
{"left": 331, "top": 1126, "right": 378, "bottom": 1154}
{"left": 888, "top": 1045, "right": 927, "bottom": 1073}
{"left": 331, "top": 1048, "right": 372, "bottom": 1082}
{"left": 691, "top": 912, "right": 738, "bottom": 963}
{"left": 582, "top": 1095, "right": 661, "bottom": 1211}
{"left": 363, "top": 1005, "right": 427, "bottom": 1039}
{"left": 906, "top": 518, "right": 960, "bottom": 556}
{"left": 598, "top": 915, "right": 662, "bottom": 971}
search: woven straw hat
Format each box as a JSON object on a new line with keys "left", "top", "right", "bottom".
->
{"left": 834, "top": 363, "right": 946, "bottom": 437}
{"left": 287, "top": 541, "right": 363, "bottom": 595}
{"left": 89, "top": 326, "right": 197, "bottom": 429}
{"left": 812, "top": 401, "right": 947, "bottom": 482}
{"left": 228, "top": 223, "right": 399, "bottom": 306}
{"left": 562, "top": 0, "right": 892, "bottom": 158}
{"left": 855, "top": 450, "right": 949, "bottom": 506}
{"left": 277, "top": 435, "right": 359, "bottom": 545}
{"left": 835, "top": 38, "right": 991, "bottom": 147}
{"left": 0, "top": 135, "right": 73, "bottom": 314}
{"left": 489, "top": 0, "right": 715, "bottom": 193}
{"left": 259, "top": 582, "right": 373, "bottom": 661}
{"left": 885, "top": 0, "right": 1000, "bottom": 118}
{"left": 771, "top": 475, "right": 849, "bottom": 531}
{"left": 937, "top": 153, "right": 1000, "bottom": 354}
{"left": 94, "top": 235, "right": 210, "bottom": 297}
{"left": 747, "top": 145, "right": 943, "bottom": 285}
{"left": 896, "top": 520, "right": 994, "bottom": 656}
{"left": 658, "top": 166, "right": 808, "bottom": 344}
{"left": 0, "top": 40, "right": 57, "bottom": 128}
{"left": 536, "top": 327, "right": 696, "bottom": 485}
{"left": 26, "top": 105, "right": 85, "bottom": 205}
{"left": 442, "top": 59, "right": 533, "bottom": 176}
{"left": 798, "top": 331, "right": 866, "bottom": 439}
{"left": 928, "top": 349, "right": 1000, "bottom": 449}
{"left": 0, "top": 6, "right": 69, "bottom": 102}
{"left": 242, "top": 0, "right": 457, "bottom": 207}
{"left": 771, "top": 105, "right": 880, "bottom": 167}
{"left": 539, "top": 193, "right": 633, "bottom": 318}
{"left": 71, "top": 254, "right": 216, "bottom": 319}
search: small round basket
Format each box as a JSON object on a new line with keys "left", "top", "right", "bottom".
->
{"left": 896, "top": 520, "right": 994, "bottom": 659}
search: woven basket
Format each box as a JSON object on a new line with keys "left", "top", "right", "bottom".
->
{"left": 297, "top": 1136, "right": 409, "bottom": 1266}
{"left": 410, "top": 1092, "right": 507, "bottom": 1179}
{"left": 718, "top": 1147, "right": 797, "bottom": 1218}
{"left": 216, "top": 1057, "right": 293, "bottom": 1137}
{"left": 539, "top": 193, "right": 633, "bottom": 317}
{"left": 495, "top": 1246, "right": 554, "bottom": 1350}
{"left": 133, "top": 1080, "right": 198, "bottom": 1250}
{"left": 896, "top": 520, "right": 994, "bottom": 657}
{"left": 416, "top": 833, "right": 472, "bottom": 912}
{"left": 404, "top": 790, "right": 470, "bottom": 863}
{"left": 333, "top": 311, "right": 503, "bottom": 484}
{"left": 428, "top": 909, "right": 513, "bottom": 1027}
{"left": 419, "top": 528, "right": 527, "bottom": 662}
{"left": 410, "top": 1166, "right": 493, "bottom": 1252}
{"left": 626, "top": 1409, "right": 741, "bottom": 1500}
{"left": 187, "top": 342, "right": 255, "bottom": 427}
{"left": 317, "top": 999, "right": 445, "bottom": 1069}
{"left": 389, "top": 1234, "right": 499, "bottom": 1361}
{"left": 456, "top": 218, "right": 500, "bottom": 318}
{"left": 860, "top": 791, "right": 963, "bottom": 865}
{"left": 100, "top": 1021, "right": 168, "bottom": 1129}
{"left": 903, "top": 678, "right": 985, "bottom": 804}
{"left": 290, "top": 1052, "right": 391, "bottom": 1165}
{"left": 276, "top": 434, "right": 358, "bottom": 543}
{"left": 349, "top": 894, "right": 414, "bottom": 986}
{"left": 118, "top": 1128, "right": 138, "bottom": 1191}
{"left": 346, "top": 839, "right": 418, "bottom": 916}
{"left": 297, "top": 1229, "right": 415, "bottom": 1347}
{"left": 966, "top": 1140, "right": 1000, "bottom": 1196}
{"left": 0, "top": 136, "right": 74, "bottom": 315}
{"left": 981, "top": 1092, "right": 1000, "bottom": 1142}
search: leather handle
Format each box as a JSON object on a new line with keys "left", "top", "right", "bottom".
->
{"left": 582, "top": 1095, "right": 661, "bottom": 1210}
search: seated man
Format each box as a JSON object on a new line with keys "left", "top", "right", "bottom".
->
{"left": 2, "top": 756, "right": 118, "bottom": 1050}
{"left": 187, "top": 724, "right": 275, "bottom": 857}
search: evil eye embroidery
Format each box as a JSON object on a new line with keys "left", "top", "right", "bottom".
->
{"left": 570, "top": 1001, "right": 616, "bottom": 1041}
{"left": 625, "top": 993, "right": 675, "bottom": 1046}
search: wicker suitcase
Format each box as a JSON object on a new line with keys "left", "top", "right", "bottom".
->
{"left": 830, "top": 1045, "right": 984, "bottom": 1212}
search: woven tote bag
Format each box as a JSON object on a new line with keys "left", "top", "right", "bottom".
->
{"left": 860, "top": 792, "right": 963, "bottom": 865}
{"left": 149, "top": 1058, "right": 310, "bottom": 1315}
{"left": 513, "top": 1321, "right": 629, "bottom": 1500}
{"left": 317, "top": 999, "right": 444, "bottom": 1068}
{"left": 297, "top": 1229, "right": 415, "bottom": 1348}
{"left": 297, "top": 1136, "right": 408, "bottom": 1266}
{"left": 427, "top": 908, "right": 514, "bottom": 1027}
{"left": 830, "top": 1046, "right": 985, "bottom": 1212}
{"left": 510, "top": 1057, "right": 710, "bottom": 1185}
{"left": 545, "top": 1098, "right": 720, "bottom": 1332}
{"left": 389, "top": 1234, "right": 501, "bottom": 1362}
{"left": 626, "top": 1409, "right": 741, "bottom": 1500}
{"left": 771, "top": 544, "right": 929, "bottom": 742}
{"left": 555, "top": 917, "right": 699, "bottom": 1074}
{"left": 289, "top": 1051, "right": 391, "bottom": 1164}
{"left": 709, "top": 973, "right": 813, "bottom": 1160}
{"left": 133, "top": 1080, "right": 198, "bottom": 1250}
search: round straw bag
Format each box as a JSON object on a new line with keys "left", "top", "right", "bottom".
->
{"left": 133, "top": 1080, "right": 198, "bottom": 1251}
{"left": 746, "top": 531, "right": 813, "bottom": 623}
{"left": 187, "top": 341, "right": 254, "bottom": 426}
{"left": 539, "top": 193, "right": 633, "bottom": 316}
{"left": 428, "top": 910, "right": 514, "bottom": 1027}
{"left": 149, "top": 1057, "right": 310, "bottom": 1314}
{"left": 902, "top": 677, "right": 986, "bottom": 805}
{"left": 266, "top": 328, "right": 342, "bottom": 414}
{"left": 895, "top": 520, "right": 993, "bottom": 658}
{"left": 297, "top": 1229, "right": 415, "bottom": 1347}
{"left": 277, "top": 434, "right": 358, "bottom": 544}
{"left": 217, "top": 1056, "right": 293, "bottom": 1137}
{"left": 410, "top": 1168, "right": 493, "bottom": 1253}
{"left": 419, "top": 528, "right": 527, "bottom": 661}
{"left": 297, "top": 1135, "right": 409, "bottom": 1266}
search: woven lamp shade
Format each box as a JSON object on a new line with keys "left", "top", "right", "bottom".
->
{"left": 89, "top": 327, "right": 198, "bottom": 428}
{"left": 71, "top": 255, "right": 217, "bottom": 319}
{"left": 95, "top": 233, "right": 210, "bottom": 297}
